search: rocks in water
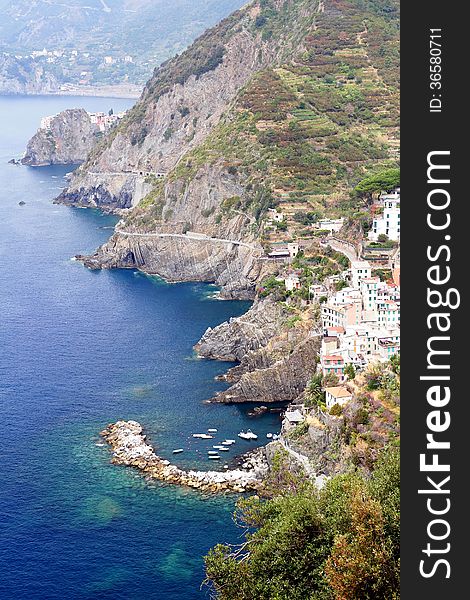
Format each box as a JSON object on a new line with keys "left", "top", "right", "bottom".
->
{"left": 247, "top": 405, "right": 268, "bottom": 417}
{"left": 8, "top": 158, "right": 20, "bottom": 165}
{"left": 195, "top": 296, "right": 287, "bottom": 362}
{"left": 100, "top": 420, "right": 269, "bottom": 494}
{"left": 18, "top": 201, "right": 26, "bottom": 206}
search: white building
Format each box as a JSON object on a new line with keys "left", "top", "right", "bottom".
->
{"left": 309, "top": 283, "right": 328, "bottom": 300}
{"left": 285, "top": 274, "right": 301, "bottom": 292}
{"left": 40, "top": 115, "right": 54, "bottom": 130}
{"left": 325, "top": 386, "right": 353, "bottom": 410}
{"left": 369, "top": 189, "right": 400, "bottom": 242}
{"left": 317, "top": 218, "right": 344, "bottom": 232}
{"left": 267, "top": 208, "right": 285, "bottom": 223}
{"left": 360, "top": 277, "right": 380, "bottom": 312}
{"left": 350, "top": 260, "right": 371, "bottom": 289}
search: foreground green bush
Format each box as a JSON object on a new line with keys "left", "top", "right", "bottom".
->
{"left": 204, "top": 445, "right": 400, "bottom": 600}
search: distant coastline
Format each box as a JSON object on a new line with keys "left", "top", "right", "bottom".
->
{"left": 0, "top": 83, "right": 142, "bottom": 100}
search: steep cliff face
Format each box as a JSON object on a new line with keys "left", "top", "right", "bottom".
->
{"left": 75, "top": 160, "right": 277, "bottom": 296}
{"left": 22, "top": 109, "right": 100, "bottom": 166}
{"left": 195, "top": 297, "right": 289, "bottom": 361}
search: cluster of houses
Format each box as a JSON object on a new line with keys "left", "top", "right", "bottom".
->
{"left": 319, "top": 259, "right": 400, "bottom": 383}
{"left": 88, "top": 111, "right": 126, "bottom": 132}
{"left": 40, "top": 110, "right": 126, "bottom": 133}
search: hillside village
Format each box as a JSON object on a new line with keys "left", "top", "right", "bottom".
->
{"left": 40, "top": 109, "right": 126, "bottom": 134}
{"left": 262, "top": 186, "right": 400, "bottom": 452}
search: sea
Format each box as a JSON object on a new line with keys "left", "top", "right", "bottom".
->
{"left": 0, "top": 96, "right": 282, "bottom": 599}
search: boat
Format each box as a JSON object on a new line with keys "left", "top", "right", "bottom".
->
{"left": 213, "top": 445, "right": 224, "bottom": 449}
{"left": 222, "top": 439, "right": 236, "bottom": 445}
{"left": 192, "top": 433, "right": 213, "bottom": 439}
{"left": 218, "top": 447, "right": 230, "bottom": 452}
{"left": 172, "top": 449, "right": 184, "bottom": 454}
{"left": 208, "top": 428, "right": 218, "bottom": 433}
{"left": 208, "top": 451, "right": 219, "bottom": 455}
{"left": 266, "top": 433, "right": 273, "bottom": 439}
{"left": 238, "top": 429, "right": 258, "bottom": 440}
{"left": 208, "top": 455, "right": 220, "bottom": 460}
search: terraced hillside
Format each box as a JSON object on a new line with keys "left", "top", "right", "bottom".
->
{"left": 59, "top": 0, "right": 399, "bottom": 298}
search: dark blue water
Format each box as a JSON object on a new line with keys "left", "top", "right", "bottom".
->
{"left": 0, "top": 96, "right": 281, "bottom": 599}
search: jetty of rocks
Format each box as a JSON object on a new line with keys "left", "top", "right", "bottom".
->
{"left": 100, "top": 420, "right": 269, "bottom": 493}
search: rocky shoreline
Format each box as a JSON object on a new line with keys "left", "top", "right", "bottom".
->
{"left": 101, "top": 420, "right": 269, "bottom": 494}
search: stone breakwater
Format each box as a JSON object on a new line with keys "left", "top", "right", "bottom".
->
{"left": 100, "top": 420, "right": 269, "bottom": 493}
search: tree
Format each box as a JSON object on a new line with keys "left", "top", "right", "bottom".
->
{"left": 305, "top": 373, "right": 325, "bottom": 407}
{"left": 389, "top": 353, "right": 400, "bottom": 375}
{"left": 323, "top": 372, "right": 339, "bottom": 387}
{"left": 344, "top": 363, "right": 356, "bottom": 380}
{"left": 353, "top": 169, "right": 400, "bottom": 199}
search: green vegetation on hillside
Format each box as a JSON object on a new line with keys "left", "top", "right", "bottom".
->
{"left": 163, "top": 0, "right": 399, "bottom": 225}
{"left": 205, "top": 443, "right": 400, "bottom": 600}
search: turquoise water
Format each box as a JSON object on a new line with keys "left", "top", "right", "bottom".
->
{"left": 0, "top": 96, "right": 281, "bottom": 599}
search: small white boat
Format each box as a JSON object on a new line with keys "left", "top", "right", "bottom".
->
{"left": 208, "top": 450, "right": 219, "bottom": 455}
{"left": 208, "top": 455, "right": 220, "bottom": 460}
{"left": 222, "top": 440, "right": 236, "bottom": 445}
{"left": 266, "top": 433, "right": 273, "bottom": 439}
{"left": 218, "top": 447, "right": 230, "bottom": 452}
{"left": 172, "top": 449, "right": 184, "bottom": 454}
{"left": 238, "top": 429, "right": 258, "bottom": 440}
{"left": 208, "top": 428, "right": 218, "bottom": 433}
{"left": 213, "top": 445, "right": 224, "bottom": 449}
{"left": 192, "top": 433, "right": 213, "bottom": 439}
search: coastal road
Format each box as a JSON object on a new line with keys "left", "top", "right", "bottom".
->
{"left": 325, "top": 236, "right": 360, "bottom": 263}
{"left": 115, "top": 229, "right": 261, "bottom": 252}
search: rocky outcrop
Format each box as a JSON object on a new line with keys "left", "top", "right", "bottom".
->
{"left": 22, "top": 109, "right": 101, "bottom": 166}
{"left": 195, "top": 296, "right": 288, "bottom": 361}
{"left": 196, "top": 297, "right": 322, "bottom": 403}
{"left": 55, "top": 172, "right": 153, "bottom": 210}
{"left": 214, "top": 337, "right": 320, "bottom": 403}
{"left": 101, "top": 420, "right": 269, "bottom": 493}
{"left": 71, "top": 159, "right": 279, "bottom": 297}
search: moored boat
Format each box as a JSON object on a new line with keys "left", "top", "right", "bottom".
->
{"left": 238, "top": 429, "right": 258, "bottom": 440}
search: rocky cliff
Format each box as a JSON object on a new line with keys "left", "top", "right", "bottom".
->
{"left": 195, "top": 296, "right": 321, "bottom": 403}
{"left": 22, "top": 109, "right": 101, "bottom": 166}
